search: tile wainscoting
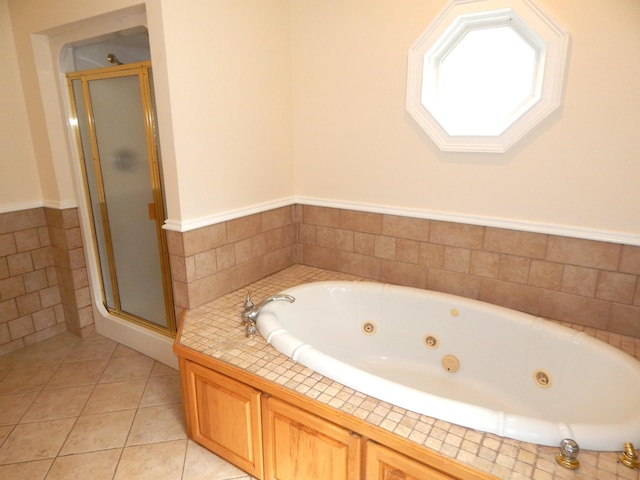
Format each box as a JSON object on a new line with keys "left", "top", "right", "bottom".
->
{"left": 168, "top": 204, "right": 640, "bottom": 339}
{"left": 3, "top": 203, "right": 639, "bottom": 355}
{"left": 166, "top": 205, "right": 300, "bottom": 314}
{"left": 0, "top": 207, "right": 92, "bottom": 356}
{"left": 297, "top": 205, "right": 640, "bottom": 338}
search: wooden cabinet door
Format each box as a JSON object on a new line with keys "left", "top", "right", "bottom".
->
{"left": 366, "top": 441, "right": 456, "bottom": 480}
{"left": 262, "top": 396, "right": 361, "bottom": 480}
{"left": 179, "top": 359, "right": 263, "bottom": 478}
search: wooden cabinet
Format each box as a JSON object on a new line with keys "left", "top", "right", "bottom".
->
{"left": 262, "top": 396, "right": 361, "bottom": 480}
{"left": 175, "top": 346, "right": 495, "bottom": 480}
{"left": 366, "top": 441, "right": 457, "bottom": 480}
{"left": 179, "top": 358, "right": 263, "bottom": 478}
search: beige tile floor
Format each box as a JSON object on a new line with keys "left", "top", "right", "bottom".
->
{"left": 0, "top": 332, "right": 254, "bottom": 480}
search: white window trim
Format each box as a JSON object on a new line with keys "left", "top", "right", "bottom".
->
{"left": 406, "top": 0, "right": 570, "bottom": 153}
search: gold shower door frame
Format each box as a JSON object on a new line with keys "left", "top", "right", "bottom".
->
{"left": 67, "top": 62, "right": 176, "bottom": 336}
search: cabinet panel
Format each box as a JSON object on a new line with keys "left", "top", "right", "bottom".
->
{"left": 366, "top": 441, "right": 456, "bottom": 480}
{"left": 180, "top": 359, "right": 263, "bottom": 478}
{"left": 262, "top": 396, "right": 361, "bottom": 480}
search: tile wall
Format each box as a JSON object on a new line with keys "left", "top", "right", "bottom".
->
{"left": 0, "top": 207, "right": 93, "bottom": 356}
{"left": 298, "top": 205, "right": 640, "bottom": 338}
{"left": 166, "top": 205, "right": 299, "bottom": 313}
{"left": 44, "top": 208, "right": 94, "bottom": 338}
{"left": 4, "top": 202, "right": 638, "bottom": 355}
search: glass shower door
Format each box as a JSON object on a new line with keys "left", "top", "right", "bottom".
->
{"left": 68, "top": 64, "right": 175, "bottom": 334}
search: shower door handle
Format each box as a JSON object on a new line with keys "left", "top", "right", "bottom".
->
{"left": 148, "top": 203, "right": 156, "bottom": 221}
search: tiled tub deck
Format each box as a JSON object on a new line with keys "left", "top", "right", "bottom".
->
{"left": 176, "top": 265, "right": 640, "bottom": 480}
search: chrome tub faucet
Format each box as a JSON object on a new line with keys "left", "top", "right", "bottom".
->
{"left": 241, "top": 291, "right": 295, "bottom": 338}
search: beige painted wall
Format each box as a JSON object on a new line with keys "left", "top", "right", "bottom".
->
{"left": 0, "top": 0, "right": 41, "bottom": 210}
{"left": 6, "top": 0, "right": 141, "bottom": 208}
{"left": 291, "top": 0, "right": 640, "bottom": 237}
{"left": 3, "top": 0, "right": 639, "bottom": 238}
{"left": 156, "top": 0, "right": 293, "bottom": 223}
{"left": 4, "top": 0, "right": 293, "bottom": 224}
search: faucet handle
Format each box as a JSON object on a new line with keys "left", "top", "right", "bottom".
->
{"left": 245, "top": 322, "right": 257, "bottom": 339}
{"left": 240, "top": 291, "right": 255, "bottom": 324}
{"left": 243, "top": 290, "right": 255, "bottom": 311}
{"left": 619, "top": 443, "right": 639, "bottom": 469}
{"left": 556, "top": 438, "right": 580, "bottom": 469}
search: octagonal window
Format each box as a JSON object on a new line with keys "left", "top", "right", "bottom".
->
{"left": 431, "top": 24, "right": 538, "bottom": 136}
{"left": 407, "top": 0, "right": 569, "bottom": 153}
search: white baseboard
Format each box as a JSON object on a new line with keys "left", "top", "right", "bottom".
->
{"left": 93, "top": 309, "right": 178, "bottom": 369}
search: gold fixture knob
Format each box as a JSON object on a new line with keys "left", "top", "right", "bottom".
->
{"left": 619, "top": 443, "right": 639, "bottom": 469}
{"left": 556, "top": 438, "right": 580, "bottom": 470}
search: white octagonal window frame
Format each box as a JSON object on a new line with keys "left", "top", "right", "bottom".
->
{"left": 407, "top": 0, "right": 570, "bottom": 153}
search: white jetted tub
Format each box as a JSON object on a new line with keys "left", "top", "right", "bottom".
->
{"left": 256, "top": 281, "right": 640, "bottom": 451}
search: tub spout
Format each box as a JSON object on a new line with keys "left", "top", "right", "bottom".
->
{"left": 242, "top": 294, "right": 295, "bottom": 322}
{"left": 241, "top": 293, "right": 295, "bottom": 338}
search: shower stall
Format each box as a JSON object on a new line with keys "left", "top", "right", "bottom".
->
{"left": 67, "top": 61, "right": 176, "bottom": 336}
